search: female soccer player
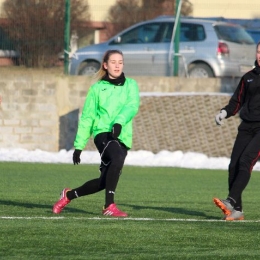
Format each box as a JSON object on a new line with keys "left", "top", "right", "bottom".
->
{"left": 53, "top": 49, "right": 140, "bottom": 217}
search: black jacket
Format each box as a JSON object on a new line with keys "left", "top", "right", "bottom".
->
{"left": 223, "top": 61, "right": 260, "bottom": 122}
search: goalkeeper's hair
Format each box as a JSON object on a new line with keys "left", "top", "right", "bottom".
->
{"left": 257, "top": 41, "right": 260, "bottom": 49}
{"left": 92, "top": 49, "right": 123, "bottom": 82}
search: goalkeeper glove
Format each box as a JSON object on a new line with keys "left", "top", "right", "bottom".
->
{"left": 215, "top": 110, "right": 227, "bottom": 126}
{"left": 73, "top": 149, "right": 82, "bottom": 165}
{"left": 111, "top": 124, "right": 122, "bottom": 139}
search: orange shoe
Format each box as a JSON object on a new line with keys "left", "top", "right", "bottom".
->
{"left": 224, "top": 210, "right": 244, "bottom": 221}
{"left": 53, "top": 188, "right": 71, "bottom": 214}
{"left": 102, "top": 203, "right": 128, "bottom": 217}
{"left": 213, "top": 198, "right": 233, "bottom": 215}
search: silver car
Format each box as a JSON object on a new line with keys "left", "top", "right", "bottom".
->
{"left": 69, "top": 16, "right": 256, "bottom": 78}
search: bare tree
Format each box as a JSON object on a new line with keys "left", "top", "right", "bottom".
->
{"left": 106, "top": 0, "right": 193, "bottom": 38}
{"left": 2, "top": 0, "right": 91, "bottom": 67}
{"left": 105, "top": 0, "right": 140, "bottom": 39}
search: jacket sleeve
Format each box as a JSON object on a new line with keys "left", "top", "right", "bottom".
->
{"left": 223, "top": 77, "right": 246, "bottom": 118}
{"left": 114, "top": 79, "right": 140, "bottom": 125}
{"left": 74, "top": 86, "right": 97, "bottom": 150}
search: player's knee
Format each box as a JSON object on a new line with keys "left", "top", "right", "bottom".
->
{"left": 239, "top": 156, "right": 253, "bottom": 172}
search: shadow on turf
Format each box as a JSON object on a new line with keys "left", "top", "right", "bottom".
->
{"left": 1, "top": 200, "right": 219, "bottom": 219}
{"left": 0, "top": 199, "right": 97, "bottom": 215}
{"left": 120, "top": 203, "right": 218, "bottom": 219}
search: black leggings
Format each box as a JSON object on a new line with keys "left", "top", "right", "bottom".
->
{"left": 228, "top": 121, "right": 260, "bottom": 210}
{"left": 95, "top": 133, "right": 128, "bottom": 192}
{"left": 71, "top": 133, "right": 128, "bottom": 207}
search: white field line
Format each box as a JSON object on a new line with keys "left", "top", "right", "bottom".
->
{"left": 1, "top": 216, "right": 260, "bottom": 223}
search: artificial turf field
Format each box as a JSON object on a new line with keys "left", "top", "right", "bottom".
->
{"left": 1, "top": 162, "right": 260, "bottom": 259}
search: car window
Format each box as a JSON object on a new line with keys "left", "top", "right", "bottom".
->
{"left": 114, "top": 23, "right": 162, "bottom": 44}
{"left": 111, "top": 21, "right": 206, "bottom": 45}
{"left": 180, "top": 23, "right": 206, "bottom": 42}
{"left": 214, "top": 25, "right": 255, "bottom": 44}
{"left": 163, "top": 22, "right": 206, "bottom": 42}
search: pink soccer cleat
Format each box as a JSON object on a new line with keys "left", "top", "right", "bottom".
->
{"left": 52, "top": 188, "right": 71, "bottom": 214}
{"left": 102, "top": 203, "right": 128, "bottom": 217}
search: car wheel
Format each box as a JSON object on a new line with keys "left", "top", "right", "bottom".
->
{"left": 79, "top": 62, "right": 100, "bottom": 75}
{"left": 188, "top": 63, "right": 214, "bottom": 78}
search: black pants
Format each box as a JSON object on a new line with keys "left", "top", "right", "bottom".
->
{"left": 94, "top": 132, "right": 128, "bottom": 191}
{"left": 228, "top": 121, "right": 260, "bottom": 210}
{"left": 72, "top": 132, "right": 128, "bottom": 207}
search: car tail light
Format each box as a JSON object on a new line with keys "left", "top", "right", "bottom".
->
{"left": 217, "top": 42, "right": 229, "bottom": 56}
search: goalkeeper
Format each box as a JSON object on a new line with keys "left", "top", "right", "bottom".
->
{"left": 53, "top": 50, "right": 140, "bottom": 217}
{"left": 213, "top": 41, "right": 260, "bottom": 221}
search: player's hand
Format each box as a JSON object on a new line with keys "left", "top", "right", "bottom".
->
{"left": 215, "top": 110, "right": 227, "bottom": 126}
{"left": 73, "top": 149, "right": 82, "bottom": 165}
{"left": 111, "top": 124, "right": 122, "bottom": 139}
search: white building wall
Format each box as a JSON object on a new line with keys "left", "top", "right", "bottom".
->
{"left": 0, "top": 0, "right": 259, "bottom": 20}
{"left": 87, "top": 0, "right": 116, "bottom": 21}
{"left": 191, "top": 0, "right": 260, "bottom": 19}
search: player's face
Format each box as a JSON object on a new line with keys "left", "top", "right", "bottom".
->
{"left": 103, "top": 53, "right": 124, "bottom": 79}
{"left": 256, "top": 44, "right": 260, "bottom": 66}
